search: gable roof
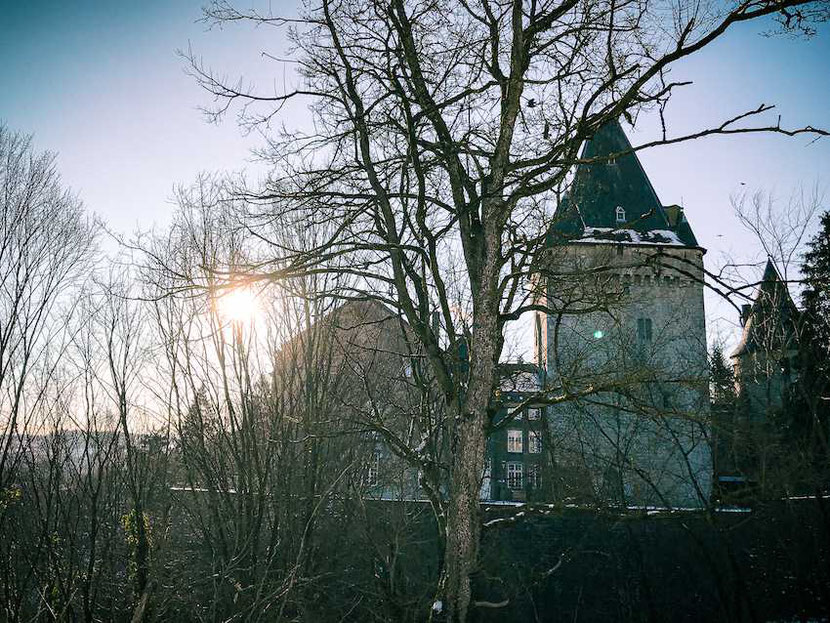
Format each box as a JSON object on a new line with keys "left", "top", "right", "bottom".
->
{"left": 549, "top": 120, "right": 699, "bottom": 247}
{"left": 731, "top": 259, "right": 800, "bottom": 358}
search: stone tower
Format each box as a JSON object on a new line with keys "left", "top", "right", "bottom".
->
{"left": 731, "top": 258, "right": 801, "bottom": 418}
{"left": 535, "top": 120, "right": 711, "bottom": 507}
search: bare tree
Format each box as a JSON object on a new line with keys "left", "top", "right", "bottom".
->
{"left": 135, "top": 179, "right": 405, "bottom": 618}
{"left": 0, "top": 125, "right": 96, "bottom": 492}
{"left": 181, "top": 1, "right": 829, "bottom": 618}
{"left": 0, "top": 126, "right": 100, "bottom": 619}
{"left": 5, "top": 306, "right": 129, "bottom": 622}
{"left": 732, "top": 183, "right": 825, "bottom": 283}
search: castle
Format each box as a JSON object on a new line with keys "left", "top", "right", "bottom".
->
{"left": 316, "top": 121, "right": 715, "bottom": 509}
{"left": 488, "top": 120, "right": 712, "bottom": 507}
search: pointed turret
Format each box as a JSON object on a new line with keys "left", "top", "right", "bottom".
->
{"left": 550, "top": 120, "right": 699, "bottom": 247}
{"left": 731, "top": 259, "right": 800, "bottom": 358}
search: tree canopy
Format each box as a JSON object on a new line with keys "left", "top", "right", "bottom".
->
{"left": 181, "top": 1, "right": 830, "bottom": 619}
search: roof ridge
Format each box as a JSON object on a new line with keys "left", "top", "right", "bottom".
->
{"left": 613, "top": 122, "right": 670, "bottom": 226}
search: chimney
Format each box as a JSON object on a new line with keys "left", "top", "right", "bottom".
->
{"left": 740, "top": 304, "right": 751, "bottom": 327}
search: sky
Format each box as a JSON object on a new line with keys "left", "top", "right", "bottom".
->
{"left": 0, "top": 0, "right": 287, "bottom": 231}
{"left": 2, "top": 0, "right": 829, "bottom": 353}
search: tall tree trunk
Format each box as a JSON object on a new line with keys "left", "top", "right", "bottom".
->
{"left": 442, "top": 413, "right": 486, "bottom": 620}
{"left": 440, "top": 250, "right": 502, "bottom": 622}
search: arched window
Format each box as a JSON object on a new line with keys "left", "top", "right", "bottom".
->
{"left": 615, "top": 206, "right": 626, "bottom": 223}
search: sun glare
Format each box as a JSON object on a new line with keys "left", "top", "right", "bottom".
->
{"left": 217, "top": 287, "right": 260, "bottom": 324}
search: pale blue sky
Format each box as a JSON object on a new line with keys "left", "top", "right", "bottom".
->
{"left": 2, "top": 1, "right": 829, "bottom": 349}
{"left": 0, "top": 0, "right": 286, "bottom": 231}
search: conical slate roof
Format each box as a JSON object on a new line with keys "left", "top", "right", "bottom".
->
{"left": 731, "top": 259, "right": 800, "bottom": 358}
{"left": 549, "top": 120, "right": 699, "bottom": 247}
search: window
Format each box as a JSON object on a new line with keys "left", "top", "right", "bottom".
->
{"left": 637, "top": 317, "right": 653, "bottom": 343}
{"left": 529, "top": 431, "right": 542, "bottom": 454}
{"left": 527, "top": 408, "right": 541, "bottom": 421}
{"left": 365, "top": 453, "right": 380, "bottom": 487}
{"left": 527, "top": 465, "right": 542, "bottom": 489}
{"left": 615, "top": 206, "right": 626, "bottom": 223}
{"left": 507, "top": 429, "right": 523, "bottom": 453}
{"left": 507, "top": 462, "right": 523, "bottom": 489}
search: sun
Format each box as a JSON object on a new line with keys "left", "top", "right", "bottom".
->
{"left": 217, "top": 287, "right": 260, "bottom": 324}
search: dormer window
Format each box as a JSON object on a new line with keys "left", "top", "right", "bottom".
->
{"left": 615, "top": 206, "right": 626, "bottom": 223}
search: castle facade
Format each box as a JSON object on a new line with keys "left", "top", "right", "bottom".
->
{"left": 512, "top": 121, "right": 712, "bottom": 507}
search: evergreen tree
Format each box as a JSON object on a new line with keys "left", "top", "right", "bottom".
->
{"left": 711, "top": 345, "right": 741, "bottom": 495}
{"left": 797, "top": 210, "right": 830, "bottom": 481}
{"left": 710, "top": 345, "right": 737, "bottom": 408}
{"left": 801, "top": 211, "right": 830, "bottom": 366}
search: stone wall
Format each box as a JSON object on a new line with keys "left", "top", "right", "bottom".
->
{"left": 536, "top": 242, "right": 711, "bottom": 506}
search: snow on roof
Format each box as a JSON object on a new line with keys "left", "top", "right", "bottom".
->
{"left": 577, "top": 227, "right": 684, "bottom": 246}
{"left": 481, "top": 500, "right": 752, "bottom": 514}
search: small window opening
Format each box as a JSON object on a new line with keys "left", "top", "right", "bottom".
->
{"left": 615, "top": 206, "right": 626, "bottom": 223}
{"left": 637, "top": 317, "right": 653, "bottom": 343}
{"left": 507, "top": 462, "right": 524, "bottom": 489}
{"left": 365, "top": 452, "right": 380, "bottom": 487}
{"left": 529, "top": 431, "right": 542, "bottom": 454}
{"left": 507, "top": 430, "right": 523, "bottom": 453}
